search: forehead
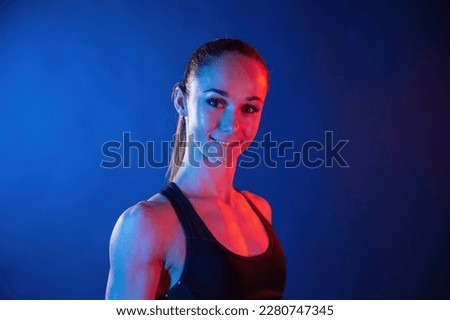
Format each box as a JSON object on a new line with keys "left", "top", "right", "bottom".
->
{"left": 192, "top": 53, "right": 268, "bottom": 98}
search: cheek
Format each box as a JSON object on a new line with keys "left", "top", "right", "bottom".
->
{"left": 240, "top": 115, "right": 262, "bottom": 139}
{"left": 189, "top": 105, "right": 219, "bottom": 132}
{"left": 199, "top": 109, "right": 220, "bottom": 129}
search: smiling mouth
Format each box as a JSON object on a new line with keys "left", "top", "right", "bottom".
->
{"left": 211, "top": 137, "right": 237, "bottom": 146}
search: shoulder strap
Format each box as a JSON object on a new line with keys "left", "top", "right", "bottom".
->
{"left": 159, "top": 182, "right": 211, "bottom": 239}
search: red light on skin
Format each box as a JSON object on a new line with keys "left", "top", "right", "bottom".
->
{"left": 202, "top": 138, "right": 243, "bottom": 168}
{"left": 181, "top": 52, "right": 267, "bottom": 170}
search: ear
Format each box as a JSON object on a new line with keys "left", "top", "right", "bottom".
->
{"left": 172, "top": 83, "right": 188, "bottom": 117}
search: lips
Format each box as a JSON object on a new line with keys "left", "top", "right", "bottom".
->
{"left": 211, "top": 136, "right": 237, "bottom": 146}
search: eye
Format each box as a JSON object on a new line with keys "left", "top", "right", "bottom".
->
{"left": 242, "top": 104, "right": 259, "bottom": 114}
{"left": 206, "top": 98, "right": 226, "bottom": 109}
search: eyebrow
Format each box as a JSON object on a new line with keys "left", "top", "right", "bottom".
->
{"left": 203, "top": 88, "right": 263, "bottom": 102}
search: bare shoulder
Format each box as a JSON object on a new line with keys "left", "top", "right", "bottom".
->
{"left": 109, "top": 194, "right": 178, "bottom": 261}
{"left": 106, "top": 194, "right": 178, "bottom": 299}
{"left": 241, "top": 190, "right": 272, "bottom": 224}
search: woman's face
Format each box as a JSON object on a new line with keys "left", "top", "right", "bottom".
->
{"left": 184, "top": 53, "right": 268, "bottom": 166}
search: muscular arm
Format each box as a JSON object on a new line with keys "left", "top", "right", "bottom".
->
{"left": 105, "top": 203, "right": 164, "bottom": 299}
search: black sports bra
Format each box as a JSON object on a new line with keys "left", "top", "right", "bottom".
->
{"left": 158, "top": 182, "right": 286, "bottom": 299}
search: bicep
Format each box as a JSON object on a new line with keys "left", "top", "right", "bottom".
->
{"left": 105, "top": 206, "right": 163, "bottom": 300}
{"left": 106, "top": 260, "right": 161, "bottom": 300}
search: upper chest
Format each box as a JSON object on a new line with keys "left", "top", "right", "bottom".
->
{"left": 186, "top": 196, "right": 269, "bottom": 256}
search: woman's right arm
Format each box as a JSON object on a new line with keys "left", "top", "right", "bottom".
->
{"left": 105, "top": 203, "right": 164, "bottom": 299}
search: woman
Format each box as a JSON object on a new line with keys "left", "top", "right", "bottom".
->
{"left": 105, "top": 38, "right": 286, "bottom": 299}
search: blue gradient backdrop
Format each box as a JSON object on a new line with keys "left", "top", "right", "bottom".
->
{"left": 0, "top": 0, "right": 449, "bottom": 299}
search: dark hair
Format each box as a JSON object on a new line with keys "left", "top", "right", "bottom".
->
{"left": 167, "top": 38, "right": 269, "bottom": 182}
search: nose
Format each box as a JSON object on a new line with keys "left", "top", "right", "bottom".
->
{"left": 219, "top": 107, "right": 239, "bottom": 135}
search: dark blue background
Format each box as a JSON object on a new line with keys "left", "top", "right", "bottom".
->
{"left": 0, "top": 0, "right": 449, "bottom": 299}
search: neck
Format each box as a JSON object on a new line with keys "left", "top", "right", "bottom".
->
{"left": 171, "top": 149, "right": 239, "bottom": 204}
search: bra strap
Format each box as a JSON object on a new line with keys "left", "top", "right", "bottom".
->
{"left": 159, "top": 182, "right": 211, "bottom": 239}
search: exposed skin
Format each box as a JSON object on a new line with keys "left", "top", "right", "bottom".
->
{"left": 105, "top": 53, "right": 273, "bottom": 299}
